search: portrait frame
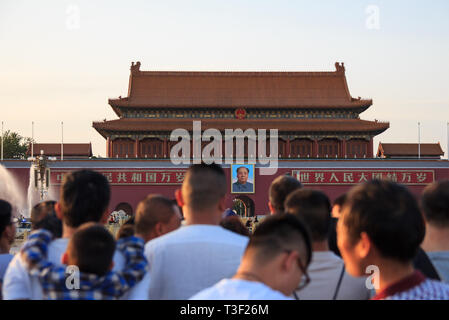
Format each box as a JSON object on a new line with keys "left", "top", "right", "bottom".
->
{"left": 231, "top": 164, "right": 255, "bottom": 194}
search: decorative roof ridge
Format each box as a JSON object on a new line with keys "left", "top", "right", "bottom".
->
{"left": 129, "top": 61, "right": 347, "bottom": 77}
{"left": 379, "top": 142, "right": 441, "bottom": 145}
{"left": 134, "top": 71, "right": 343, "bottom": 77}
{"left": 93, "top": 118, "right": 390, "bottom": 124}
{"left": 107, "top": 99, "right": 373, "bottom": 108}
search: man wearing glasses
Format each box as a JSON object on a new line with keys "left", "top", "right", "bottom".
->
{"left": 190, "top": 214, "right": 312, "bottom": 299}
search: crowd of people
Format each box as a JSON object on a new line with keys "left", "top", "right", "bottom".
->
{"left": 0, "top": 163, "right": 449, "bottom": 300}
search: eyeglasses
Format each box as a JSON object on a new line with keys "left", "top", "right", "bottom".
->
{"left": 295, "top": 257, "right": 311, "bottom": 291}
{"left": 285, "top": 250, "right": 311, "bottom": 292}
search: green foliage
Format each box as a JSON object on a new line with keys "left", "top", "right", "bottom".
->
{"left": 1, "top": 130, "right": 33, "bottom": 159}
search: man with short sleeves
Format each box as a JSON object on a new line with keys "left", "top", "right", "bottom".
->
{"left": 146, "top": 163, "right": 249, "bottom": 299}
{"left": 190, "top": 214, "right": 312, "bottom": 300}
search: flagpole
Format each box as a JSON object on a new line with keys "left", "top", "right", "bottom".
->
{"left": 61, "top": 121, "right": 64, "bottom": 161}
{"left": 31, "top": 121, "right": 34, "bottom": 158}
{"left": 418, "top": 122, "right": 421, "bottom": 159}
{"left": 1, "top": 121, "right": 3, "bottom": 161}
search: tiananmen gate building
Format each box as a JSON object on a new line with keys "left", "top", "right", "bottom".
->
{"left": 93, "top": 62, "right": 389, "bottom": 159}
{"left": 2, "top": 62, "right": 448, "bottom": 218}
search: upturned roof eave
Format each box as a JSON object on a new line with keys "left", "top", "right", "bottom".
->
{"left": 107, "top": 100, "right": 372, "bottom": 110}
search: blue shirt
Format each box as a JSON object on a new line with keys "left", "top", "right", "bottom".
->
{"left": 232, "top": 181, "right": 254, "bottom": 193}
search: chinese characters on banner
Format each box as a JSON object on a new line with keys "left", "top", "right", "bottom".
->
{"left": 291, "top": 170, "right": 435, "bottom": 185}
{"left": 52, "top": 170, "right": 186, "bottom": 185}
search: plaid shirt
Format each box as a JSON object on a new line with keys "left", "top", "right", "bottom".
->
{"left": 21, "top": 229, "right": 148, "bottom": 300}
{"left": 373, "top": 271, "right": 449, "bottom": 300}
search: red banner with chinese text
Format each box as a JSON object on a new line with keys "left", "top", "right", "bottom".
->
{"left": 51, "top": 170, "right": 186, "bottom": 185}
{"left": 291, "top": 170, "right": 434, "bottom": 185}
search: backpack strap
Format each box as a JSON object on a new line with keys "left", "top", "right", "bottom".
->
{"left": 332, "top": 264, "right": 346, "bottom": 300}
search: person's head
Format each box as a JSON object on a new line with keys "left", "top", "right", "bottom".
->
{"left": 175, "top": 163, "right": 227, "bottom": 221}
{"left": 62, "top": 222, "right": 115, "bottom": 276}
{"left": 220, "top": 215, "right": 250, "bottom": 236}
{"left": 268, "top": 175, "right": 303, "bottom": 215}
{"left": 0, "top": 199, "right": 16, "bottom": 249}
{"left": 337, "top": 180, "right": 425, "bottom": 277}
{"left": 31, "top": 200, "right": 62, "bottom": 237}
{"left": 236, "top": 166, "right": 249, "bottom": 184}
{"left": 421, "top": 180, "right": 449, "bottom": 228}
{"left": 31, "top": 200, "right": 56, "bottom": 227}
{"left": 116, "top": 216, "right": 135, "bottom": 240}
{"left": 332, "top": 193, "right": 347, "bottom": 219}
{"left": 56, "top": 170, "right": 111, "bottom": 229}
{"left": 284, "top": 189, "right": 332, "bottom": 244}
{"left": 239, "top": 214, "right": 312, "bottom": 296}
{"left": 135, "top": 194, "right": 181, "bottom": 242}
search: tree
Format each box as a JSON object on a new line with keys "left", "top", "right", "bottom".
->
{"left": 1, "top": 130, "right": 33, "bottom": 159}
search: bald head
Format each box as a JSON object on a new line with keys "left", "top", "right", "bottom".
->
{"left": 135, "top": 194, "right": 181, "bottom": 241}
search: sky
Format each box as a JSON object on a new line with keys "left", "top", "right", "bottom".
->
{"left": 1, "top": 0, "right": 448, "bottom": 158}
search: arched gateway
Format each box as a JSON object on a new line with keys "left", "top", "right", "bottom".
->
{"left": 232, "top": 195, "right": 255, "bottom": 218}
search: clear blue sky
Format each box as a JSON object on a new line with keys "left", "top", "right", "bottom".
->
{"left": 1, "top": 0, "right": 448, "bottom": 157}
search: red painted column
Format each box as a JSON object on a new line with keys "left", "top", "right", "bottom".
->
{"left": 286, "top": 138, "right": 291, "bottom": 157}
{"left": 368, "top": 138, "right": 374, "bottom": 158}
{"left": 106, "top": 137, "right": 110, "bottom": 158}
{"left": 339, "top": 139, "right": 343, "bottom": 158}
{"left": 343, "top": 139, "right": 347, "bottom": 158}
{"left": 313, "top": 139, "right": 319, "bottom": 157}
{"left": 109, "top": 139, "right": 115, "bottom": 158}
{"left": 163, "top": 138, "right": 168, "bottom": 158}
{"left": 135, "top": 139, "right": 140, "bottom": 158}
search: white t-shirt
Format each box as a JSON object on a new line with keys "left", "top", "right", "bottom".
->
{"left": 293, "top": 251, "right": 371, "bottom": 300}
{"left": 190, "top": 278, "right": 292, "bottom": 300}
{"left": 2, "top": 238, "right": 149, "bottom": 300}
{"left": 145, "top": 224, "right": 249, "bottom": 300}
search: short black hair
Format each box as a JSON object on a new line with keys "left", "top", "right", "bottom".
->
{"left": 68, "top": 223, "right": 116, "bottom": 276}
{"left": 34, "top": 214, "right": 63, "bottom": 238}
{"left": 31, "top": 201, "right": 62, "bottom": 237}
{"left": 60, "top": 170, "right": 111, "bottom": 228}
{"left": 333, "top": 193, "right": 347, "bottom": 207}
{"left": 284, "top": 189, "right": 332, "bottom": 242}
{"left": 31, "top": 200, "right": 57, "bottom": 227}
{"left": 246, "top": 213, "right": 312, "bottom": 267}
{"left": 0, "top": 199, "right": 13, "bottom": 237}
{"left": 182, "top": 163, "right": 226, "bottom": 211}
{"left": 269, "top": 175, "right": 302, "bottom": 213}
{"left": 342, "top": 180, "right": 425, "bottom": 263}
{"left": 236, "top": 166, "right": 249, "bottom": 174}
{"left": 421, "top": 180, "right": 449, "bottom": 227}
{"left": 220, "top": 215, "right": 250, "bottom": 237}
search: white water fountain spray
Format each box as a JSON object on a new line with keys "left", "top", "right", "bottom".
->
{"left": 0, "top": 164, "right": 26, "bottom": 217}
